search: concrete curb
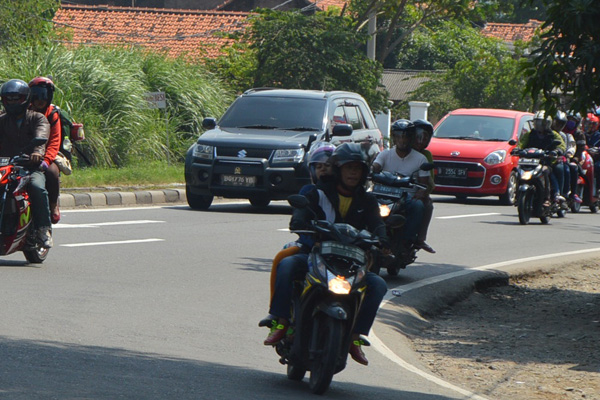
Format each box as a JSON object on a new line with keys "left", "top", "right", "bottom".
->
{"left": 59, "top": 188, "right": 187, "bottom": 208}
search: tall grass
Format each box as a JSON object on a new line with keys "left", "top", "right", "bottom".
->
{"left": 0, "top": 44, "right": 233, "bottom": 167}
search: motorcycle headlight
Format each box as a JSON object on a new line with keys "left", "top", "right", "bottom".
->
{"left": 273, "top": 148, "right": 304, "bottom": 164}
{"left": 379, "top": 204, "right": 391, "bottom": 217}
{"left": 521, "top": 170, "right": 533, "bottom": 180}
{"left": 327, "top": 271, "right": 352, "bottom": 295}
{"left": 484, "top": 150, "right": 507, "bottom": 166}
{"left": 193, "top": 144, "right": 214, "bottom": 160}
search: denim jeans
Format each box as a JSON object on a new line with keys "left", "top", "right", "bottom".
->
{"left": 401, "top": 196, "right": 424, "bottom": 244}
{"left": 269, "top": 253, "right": 387, "bottom": 336}
{"left": 27, "top": 170, "right": 51, "bottom": 229}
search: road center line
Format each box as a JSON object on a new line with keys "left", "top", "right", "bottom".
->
{"left": 61, "top": 238, "right": 164, "bottom": 247}
{"left": 437, "top": 212, "right": 500, "bottom": 219}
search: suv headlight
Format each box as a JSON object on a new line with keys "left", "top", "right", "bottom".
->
{"left": 272, "top": 148, "right": 304, "bottom": 164}
{"left": 484, "top": 150, "right": 507, "bottom": 166}
{"left": 193, "top": 144, "right": 214, "bottom": 160}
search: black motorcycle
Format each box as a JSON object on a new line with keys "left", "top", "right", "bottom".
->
{"left": 369, "top": 163, "right": 433, "bottom": 276}
{"left": 512, "top": 147, "right": 568, "bottom": 224}
{"left": 271, "top": 194, "right": 385, "bottom": 394}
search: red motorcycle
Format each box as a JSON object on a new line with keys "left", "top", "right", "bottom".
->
{"left": 0, "top": 138, "right": 50, "bottom": 263}
{"left": 570, "top": 148, "right": 599, "bottom": 214}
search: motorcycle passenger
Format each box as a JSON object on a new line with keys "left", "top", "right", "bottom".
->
{"left": 518, "top": 111, "right": 566, "bottom": 206}
{"left": 411, "top": 119, "right": 436, "bottom": 254}
{"left": 28, "top": 77, "right": 62, "bottom": 224}
{"left": 264, "top": 143, "right": 389, "bottom": 367}
{"left": 0, "top": 79, "right": 52, "bottom": 248}
{"left": 372, "top": 119, "right": 429, "bottom": 254}
{"left": 583, "top": 113, "right": 600, "bottom": 194}
{"left": 553, "top": 111, "right": 581, "bottom": 203}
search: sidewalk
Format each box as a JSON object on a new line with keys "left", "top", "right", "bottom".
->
{"left": 58, "top": 185, "right": 187, "bottom": 208}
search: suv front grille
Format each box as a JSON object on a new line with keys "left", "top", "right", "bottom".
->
{"left": 216, "top": 146, "right": 273, "bottom": 159}
{"left": 434, "top": 161, "right": 486, "bottom": 188}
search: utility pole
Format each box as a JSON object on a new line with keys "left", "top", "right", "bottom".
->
{"left": 367, "top": 12, "right": 376, "bottom": 61}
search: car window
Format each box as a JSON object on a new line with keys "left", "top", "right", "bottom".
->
{"left": 333, "top": 104, "right": 366, "bottom": 130}
{"left": 434, "top": 115, "right": 515, "bottom": 141}
{"left": 219, "top": 96, "right": 327, "bottom": 131}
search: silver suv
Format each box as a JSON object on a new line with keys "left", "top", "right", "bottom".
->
{"left": 184, "top": 88, "right": 383, "bottom": 209}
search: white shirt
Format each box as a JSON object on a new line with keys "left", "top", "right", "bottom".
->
{"left": 373, "top": 148, "right": 429, "bottom": 194}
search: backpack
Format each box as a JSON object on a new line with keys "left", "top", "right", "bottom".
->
{"left": 48, "top": 105, "right": 85, "bottom": 160}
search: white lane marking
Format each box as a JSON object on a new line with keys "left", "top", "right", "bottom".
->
{"left": 437, "top": 212, "right": 500, "bottom": 219}
{"left": 61, "top": 238, "right": 164, "bottom": 247}
{"left": 61, "top": 206, "right": 165, "bottom": 213}
{"left": 372, "top": 247, "right": 600, "bottom": 399}
{"left": 53, "top": 220, "right": 164, "bottom": 229}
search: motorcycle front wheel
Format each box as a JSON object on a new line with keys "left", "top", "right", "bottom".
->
{"left": 517, "top": 190, "right": 534, "bottom": 225}
{"left": 309, "top": 316, "right": 343, "bottom": 395}
{"left": 23, "top": 232, "right": 49, "bottom": 264}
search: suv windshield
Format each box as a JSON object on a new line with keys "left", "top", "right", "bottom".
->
{"left": 435, "top": 115, "right": 515, "bottom": 141}
{"left": 218, "top": 96, "right": 327, "bottom": 131}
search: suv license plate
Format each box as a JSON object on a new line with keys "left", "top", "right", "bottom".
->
{"left": 221, "top": 174, "right": 257, "bottom": 187}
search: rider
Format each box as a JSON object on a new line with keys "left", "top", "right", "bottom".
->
{"left": 372, "top": 119, "right": 429, "bottom": 254}
{"left": 552, "top": 111, "right": 580, "bottom": 203}
{"left": 583, "top": 113, "right": 600, "bottom": 194}
{"left": 264, "top": 143, "right": 389, "bottom": 366}
{"left": 0, "top": 79, "right": 52, "bottom": 248}
{"left": 518, "top": 111, "right": 566, "bottom": 206}
{"left": 28, "top": 77, "right": 62, "bottom": 224}
{"left": 411, "top": 119, "right": 436, "bottom": 254}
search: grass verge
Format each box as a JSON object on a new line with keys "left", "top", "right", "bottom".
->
{"left": 61, "top": 161, "right": 185, "bottom": 189}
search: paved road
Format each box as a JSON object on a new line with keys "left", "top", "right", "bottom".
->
{"left": 0, "top": 197, "right": 598, "bottom": 399}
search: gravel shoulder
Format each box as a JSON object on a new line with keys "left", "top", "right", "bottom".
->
{"left": 406, "top": 259, "right": 600, "bottom": 400}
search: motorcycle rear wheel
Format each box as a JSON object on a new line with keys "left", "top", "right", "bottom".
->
{"left": 309, "top": 316, "right": 343, "bottom": 395}
{"left": 517, "top": 191, "right": 533, "bottom": 225}
{"left": 570, "top": 185, "right": 584, "bottom": 213}
{"left": 23, "top": 245, "right": 49, "bottom": 264}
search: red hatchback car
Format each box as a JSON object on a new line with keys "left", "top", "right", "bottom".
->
{"left": 428, "top": 108, "right": 534, "bottom": 205}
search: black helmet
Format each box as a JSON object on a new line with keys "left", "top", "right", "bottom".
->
{"left": 1, "top": 79, "right": 30, "bottom": 115}
{"left": 412, "top": 119, "right": 434, "bottom": 137}
{"left": 390, "top": 119, "right": 414, "bottom": 137}
{"left": 330, "top": 142, "right": 369, "bottom": 185}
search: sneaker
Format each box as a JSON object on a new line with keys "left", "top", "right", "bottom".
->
{"left": 349, "top": 339, "right": 369, "bottom": 366}
{"left": 416, "top": 241, "right": 436, "bottom": 254}
{"left": 37, "top": 227, "right": 53, "bottom": 249}
{"left": 573, "top": 194, "right": 583, "bottom": 204}
{"left": 264, "top": 321, "right": 288, "bottom": 346}
{"left": 258, "top": 315, "right": 275, "bottom": 327}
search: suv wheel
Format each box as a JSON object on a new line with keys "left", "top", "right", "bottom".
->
{"left": 249, "top": 198, "right": 270, "bottom": 208}
{"left": 186, "top": 186, "right": 213, "bottom": 210}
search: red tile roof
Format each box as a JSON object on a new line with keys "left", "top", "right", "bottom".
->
{"left": 314, "top": 0, "right": 347, "bottom": 11}
{"left": 53, "top": 5, "right": 250, "bottom": 60}
{"left": 481, "top": 19, "right": 544, "bottom": 43}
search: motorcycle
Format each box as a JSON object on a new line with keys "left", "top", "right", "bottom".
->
{"left": 369, "top": 163, "right": 433, "bottom": 276}
{"left": 0, "top": 137, "right": 50, "bottom": 263}
{"left": 512, "top": 147, "right": 568, "bottom": 225}
{"left": 270, "top": 194, "right": 385, "bottom": 395}
{"left": 570, "top": 148, "right": 599, "bottom": 213}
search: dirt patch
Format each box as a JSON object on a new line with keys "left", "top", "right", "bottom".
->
{"left": 408, "top": 260, "right": 600, "bottom": 400}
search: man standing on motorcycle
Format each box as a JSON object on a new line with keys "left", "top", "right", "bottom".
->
{"left": 0, "top": 79, "right": 52, "bottom": 248}
{"left": 518, "top": 111, "right": 566, "bottom": 206}
{"left": 264, "top": 143, "right": 389, "bottom": 366}
{"left": 372, "top": 119, "right": 429, "bottom": 255}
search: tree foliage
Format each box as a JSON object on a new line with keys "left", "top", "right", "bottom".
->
{"left": 213, "top": 9, "right": 388, "bottom": 111}
{"left": 522, "top": 0, "right": 600, "bottom": 115}
{"left": 0, "top": 0, "right": 59, "bottom": 48}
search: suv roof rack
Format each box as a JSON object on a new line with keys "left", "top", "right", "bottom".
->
{"left": 243, "top": 87, "right": 278, "bottom": 94}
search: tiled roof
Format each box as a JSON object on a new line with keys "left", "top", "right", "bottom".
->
{"left": 53, "top": 5, "right": 250, "bottom": 60}
{"left": 381, "top": 70, "right": 439, "bottom": 102}
{"left": 313, "top": 0, "right": 347, "bottom": 11}
{"left": 481, "top": 19, "right": 544, "bottom": 43}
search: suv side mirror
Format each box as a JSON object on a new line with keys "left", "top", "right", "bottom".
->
{"left": 332, "top": 124, "right": 353, "bottom": 137}
{"left": 202, "top": 118, "right": 217, "bottom": 130}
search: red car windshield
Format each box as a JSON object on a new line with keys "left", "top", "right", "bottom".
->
{"left": 435, "top": 115, "right": 515, "bottom": 141}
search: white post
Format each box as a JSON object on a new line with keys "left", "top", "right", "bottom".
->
{"left": 409, "top": 101, "right": 430, "bottom": 121}
{"left": 367, "top": 12, "right": 376, "bottom": 60}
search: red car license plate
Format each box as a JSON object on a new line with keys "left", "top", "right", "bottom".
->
{"left": 221, "top": 174, "right": 257, "bottom": 187}
{"left": 439, "top": 167, "right": 468, "bottom": 179}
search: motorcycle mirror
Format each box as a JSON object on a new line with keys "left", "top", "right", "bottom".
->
{"left": 288, "top": 194, "right": 309, "bottom": 209}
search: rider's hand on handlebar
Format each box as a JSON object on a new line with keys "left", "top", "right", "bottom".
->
{"left": 30, "top": 153, "right": 43, "bottom": 164}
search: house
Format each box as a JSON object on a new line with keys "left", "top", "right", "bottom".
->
{"left": 481, "top": 19, "right": 543, "bottom": 51}
{"left": 53, "top": 4, "right": 250, "bottom": 60}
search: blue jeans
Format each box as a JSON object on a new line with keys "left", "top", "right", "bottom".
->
{"left": 269, "top": 253, "right": 387, "bottom": 336}
{"left": 401, "top": 196, "right": 424, "bottom": 244}
{"left": 551, "top": 162, "right": 564, "bottom": 197}
{"left": 28, "top": 170, "right": 51, "bottom": 229}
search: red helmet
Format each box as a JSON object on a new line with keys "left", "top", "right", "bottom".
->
{"left": 584, "top": 113, "right": 600, "bottom": 133}
{"left": 28, "top": 76, "right": 55, "bottom": 106}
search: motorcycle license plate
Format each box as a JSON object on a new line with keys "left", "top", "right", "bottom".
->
{"left": 372, "top": 183, "right": 404, "bottom": 197}
{"left": 438, "top": 166, "right": 468, "bottom": 179}
{"left": 0, "top": 157, "right": 9, "bottom": 167}
{"left": 220, "top": 174, "right": 256, "bottom": 187}
{"left": 321, "top": 241, "right": 365, "bottom": 264}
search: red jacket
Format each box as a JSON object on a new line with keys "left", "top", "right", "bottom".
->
{"left": 43, "top": 105, "right": 62, "bottom": 164}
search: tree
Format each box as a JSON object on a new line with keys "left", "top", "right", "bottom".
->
{"left": 522, "top": 0, "right": 600, "bottom": 115}
{"left": 0, "top": 0, "right": 59, "bottom": 48}
{"left": 216, "top": 9, "right": 388, "bottom": 111}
